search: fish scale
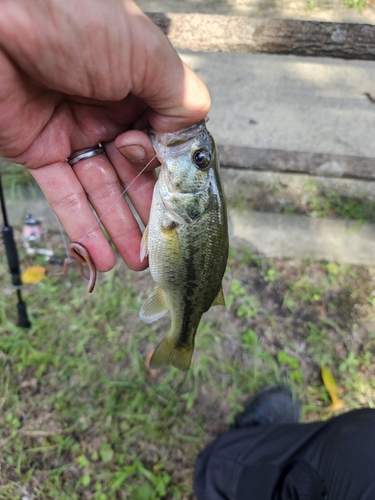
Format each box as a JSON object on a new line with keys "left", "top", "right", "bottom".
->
{"left": 139, "top": 120, "right": 228, "bottom": 370}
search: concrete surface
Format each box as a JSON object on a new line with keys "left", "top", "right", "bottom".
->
{"left": 229, "top": 208, "right": 375, "bottom": 265}
{"left": 178, "top": 51, "right": 375, "bottom": 158}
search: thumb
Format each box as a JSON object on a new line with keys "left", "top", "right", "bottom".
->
{"left": 147, "top": 61, "right": 211, "bottom": 133}
{"left": 127, "top": 2, "right": 211, "bottom": 133}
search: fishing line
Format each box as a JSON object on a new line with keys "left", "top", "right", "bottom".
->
{"left": 76, "top": 154, "right": 157, "bottom": 244}
{"left": 54, "top": 212, "right": 70, "bottom": 258}
{"left": 55, "top": 154, "right": 158, "bottom": 256}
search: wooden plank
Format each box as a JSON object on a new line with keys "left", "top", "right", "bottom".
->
{"left": 217, "top": 144, "right": 375, "bottom": 180}
{"left": 148, "top": 13, "right": 375, "bottom": 60}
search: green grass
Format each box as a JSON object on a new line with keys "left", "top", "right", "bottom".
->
{"left": 2, "top": 238, "right": 375, "bottom": 498}
{"left": 228, "top": 177, "right": 375, "bottom": 225}
{"left": 307, "top": 190, "right": 375, "bottom": 223}
{"left": 1, "top": 166, "right": 375, "bottom": 498}
{"left": 344, "top": 0, "right": 369, "bottom": 10}
{"left": 305, "top": 179, "right": 375, "bottom": 223}
{"left": 305, "top": 0, "right": 369, "bottom": 10}
{"left": 0, "top": 162, "right": 36, "bottom": 197}
{"left": 306, "top": 0, "right": 317, "bottom": 10}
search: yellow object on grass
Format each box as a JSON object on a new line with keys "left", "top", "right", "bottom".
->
{"left": 321, "top": 365, "right": 344, "bottom": 411}
{"left": 21, "top": 266, "right": 46, "bottom": 284}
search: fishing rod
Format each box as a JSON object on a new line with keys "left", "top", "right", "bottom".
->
{"left": 0, "top": 171, "right": 31, "bottom": 328}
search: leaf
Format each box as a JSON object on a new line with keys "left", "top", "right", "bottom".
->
{"left": 131, "top": 483, "right": 156, "bottom": 500}
{"left": 99, "top": 442, "right": 114, "bottom": 463}
{"left": 76, "top": 455, "right": 89, "bottom": 468}
{"left": 81, "top": 474, "right": 91, "bottom": 487}
{"left": 321, "top": 366, "right": 344, "bottom": 411}
{"left": 21, "top": 266, "right": 46, "bottom": 284}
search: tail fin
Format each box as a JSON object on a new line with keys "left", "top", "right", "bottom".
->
{"left": 150, "top": 337, "right": 193, "bottom": 371}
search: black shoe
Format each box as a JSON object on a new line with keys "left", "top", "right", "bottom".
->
{"left": 234, "top": 385, "right": 300, "bottom": 429}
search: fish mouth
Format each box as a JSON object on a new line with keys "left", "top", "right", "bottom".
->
{"left": 165, "top": 121, "right": 208, "bottom": 147}
{"left": 149, "top": 120, "right": 212, "bottom": 161}
{"left": 149, "top": 120, "right": 207, "bottom": 148}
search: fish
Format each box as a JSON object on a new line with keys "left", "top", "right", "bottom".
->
{"left": 139, "top": 119, "right": 229, "bottom": 371}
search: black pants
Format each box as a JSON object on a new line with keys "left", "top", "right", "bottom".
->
{"left": 194, "top": 409, "right": 375, "bottom": 500}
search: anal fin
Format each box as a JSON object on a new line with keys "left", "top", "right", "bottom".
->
{"left": 211, "top": 286, "right": 225, "bottom": 307}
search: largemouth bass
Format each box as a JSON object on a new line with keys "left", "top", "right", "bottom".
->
{"left": 140, "top": 120, "right": 229, "bottom": 371}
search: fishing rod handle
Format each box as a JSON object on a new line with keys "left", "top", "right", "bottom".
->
{"left": 2, "top": 226, "right": 22, "bottom": 286}
{"left": 17, "top": 300, "right": 31, "bottom": 329}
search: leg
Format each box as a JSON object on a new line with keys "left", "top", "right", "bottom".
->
{"left": 301, "top": 408, "right": 375, "bottom": 500}
{"left": 194, "top": 386, "right": 375, "bottom": 500}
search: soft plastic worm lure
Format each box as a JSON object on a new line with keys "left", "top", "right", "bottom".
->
{"left": 57, "top": 242, "right": 96, "bottom": 293}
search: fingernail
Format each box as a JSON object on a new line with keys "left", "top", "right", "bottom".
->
{"left": 118, "top": 144, "right": 146, "bottom": 162}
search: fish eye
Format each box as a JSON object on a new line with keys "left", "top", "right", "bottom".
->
{"left": 193, "top": 149, "right": 211, "bottom": 169}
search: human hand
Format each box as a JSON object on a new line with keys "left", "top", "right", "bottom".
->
{"left": 0, "top": 0, "right": 210, "bottom": 271}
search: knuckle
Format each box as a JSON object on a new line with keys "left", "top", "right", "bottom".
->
{"left": 87, "top": 179, "right": 122, "bottom": 202}
{"left": 111, "top": 225, "right": 140, "bottom": 242}
{"left": 49, "top": 191, "right": 86, "bottom": 213}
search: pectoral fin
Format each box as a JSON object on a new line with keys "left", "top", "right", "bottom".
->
{"left": 211, "top": 286, "right": 225, "bottom": 307}
{"left": 140, "top": 225, "right": 149, "bottom": 262}
{"left": 139, "top": 286, "right": 169, "bottom": 324}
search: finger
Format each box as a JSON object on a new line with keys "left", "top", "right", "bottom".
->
{"left": 114, "top": 129, "right": 158, "bottom": 168}
{"left": 146, "top": 62, "right": 212, "bottom": 133}
{"left": 30, "top": 161, "right": 116, "bottom": 273}
{"left": 69, "top": 150, "right": 148, "bottom": 271}
{"left": 105, "top": 138, "right": 158, "bottom": 226}
{"left": 125, "top": 2, "right": 211, "bottom": 132}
